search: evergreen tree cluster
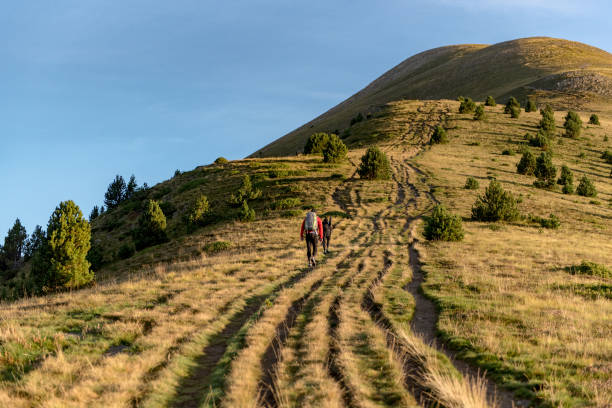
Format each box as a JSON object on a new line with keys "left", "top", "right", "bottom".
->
{"left": 304, "top": 133, "right": 347, "bottom": 162}
{"left": 539, "top": 105, "right": 556, "bottom": 136}
{"left": 104, "top": 174, "right": 141, "bottom": 210}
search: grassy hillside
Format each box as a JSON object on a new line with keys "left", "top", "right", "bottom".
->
{"left": 0, "top": 98, "right": 610, "bottom": 407}
{"left": 253, "top": 37, "right": 612, "bottom": 158}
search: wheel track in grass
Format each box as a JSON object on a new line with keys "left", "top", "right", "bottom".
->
{"left": 167, "top": 265, "right": 316, "bottom": 408}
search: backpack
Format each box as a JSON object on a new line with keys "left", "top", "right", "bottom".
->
{"left": 304, "top": 211, "right": 318, "bottom": 233}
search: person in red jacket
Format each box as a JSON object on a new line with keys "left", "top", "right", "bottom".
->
{"left": 300, "top": 207, "right": 323, "bottom": 267}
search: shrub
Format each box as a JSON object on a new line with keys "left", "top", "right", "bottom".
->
{"left": 601, "top": 150, "right": 612, "bottom": 164}
{"left": 230, "top": 175, "right": 261, "bottom": 206}
{"left": 564, "top": 111, "right": 582, "bottom": 138}
{"left": 501, "top": 149, "right": 514, "bottom": 156}
{"left": 566, "top": 261, "right": 611, "bottom": 279}
{"left": 350, "top": 113, "right": 364, "bottom": 126}
{"left": 509, "top": 105, "right": 521, "bottom": 119}
{"left": 589, "top": 114, "right": 600, "bottom": 125}
{"left": 485, "top": 95, "right": 496, "bottom": 106}
{"left": 473, "top": 104, "right": 486, "bottom": 121}
{"left": 118, "top": 243, "right": 135, "bottom": 260}
{"left": 529, "top": 213, "right": 561, "bottom": 229}
{"left": 357, "top": 147, "right": 391, "bottom": 180}
{"left": 504, "top": 97, "right": 520, "bottom": 114}
{"left": 31, "top": 201, "right": 93, "bottom": 291}
{"left": 186, "top": 195, "right": 210, "bottom": 226}
{"left": 533, "top": 152, "right": 556, "bottom": 189}
{"left": 272, "top": 197, "right": 301, "bottom": 210}
{"left": 457, "top": 96, "right": 465, "bottom": 102}
{"left": 203, "top": 241, "right": 232, "bottom": 254}
{"left": 239, "top": 200, "right": 255, "bottom": 222}
{"left": 562, "top": 183, "right": 574, "bottom": 194}
{"left": 471, "top": 180, "right": 520, "bottom": 222}
{"left": 430, "top": 126, "right": 449, "bottom": 144}
{"left": 525, "top": 98, "right": 537, "bottom": 112}
{"left": 464, "top": 177, "right": 479, "bottom": 190}
{"left": 133, "top": 200, "right": 167, "bottom": 250}
{"left": 539, "top": 105, "right": 556, "bottom": 136}
{"left": 459, "top": 97, "right": 476, "bottom": 114}
{"left": 528, "top": 130, "right": 550, "bottom": 149}
{"left": 557, "top": 165, "right": 574, "bottom": 187}
{"left": 516, "top": 150, "right": 536, "bottom": 175}
{"left": 423, "top": 205, "right": 464, "bottom": 241}
{"left": 214, "top": 157, "right": 229, "bottom": 164}
{"left": 159, "top": 201, "right": 177, "bottom": 217}
{"left": 576, "top": 175, "right": 597, "bottom": 197}
{"left": 323, "top": 134, "right": 348, "bottom": 163}
{"left": 304, "top": 132, "right": 331, "bottom": 154}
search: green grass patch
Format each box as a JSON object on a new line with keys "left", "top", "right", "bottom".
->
{"left": 565, "top": 261, "right": 611, "bottom": 279}
{"left": 203, "top": 241, "right": 232, "bottom": 254}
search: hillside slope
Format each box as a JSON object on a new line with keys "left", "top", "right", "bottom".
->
{"left": 253, "top": 37, "right": 612, "bottom": 157}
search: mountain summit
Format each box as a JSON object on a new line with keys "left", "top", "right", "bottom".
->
{"left": 252, "top": 37, "right": 612, "bottom": 157}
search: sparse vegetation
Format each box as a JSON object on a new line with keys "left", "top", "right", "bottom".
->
{"left": 529, "top": 213, "right": 561, "bottom": 229}
{"left": 430, "top": 125, "right": 448, "bottom": 144}
{"left": 473, "top": 104, "right": 486, "bottom": 120}
{"left": 566, "top": 261, "right": 611, "bottom": 279}
{"left": 203, "top": 240, "right": 232, "bottom": 254}
{"left": 357, "top": 146, "right": 391, "bottom": 180}
{"left": 458, "top": 97, "right": 475, "bottom": 114}
{"left": 471, "top": 180, "right": 520, "bottom": 221}
{"left": 464, "top": 177, "right": 479, "bottom": 189}
{"left": 424, "top": 205, "right": 464, "bottom": 241}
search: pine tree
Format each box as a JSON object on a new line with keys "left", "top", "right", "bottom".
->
{"left": 24, "top": 225, "right": 45, "bottom": 261}
{"left": 134, "top": 200, "right": 168, "bottom": 250}
{"left": 533, "top": 152, "right": 557, "bottom": 189}
{"left": 186, "top": 195, "right": 210, "bottom": 226}
{"left": 89, "top": 205, "right": 100, "bottom": 221}
{"left": 485, "top": 96, "right": 496, "bottom": 107}
{"left": 230, "top": 175, "right": 261, "bottom": 206}
{"left": 589, "top": 114, "right": 600, "bottom": 125}
{"left": 516, "top": 150, "right": 536, "bottom": 175}
{"left": 539, "top": 105, "right": 556, "bottom": 136}
{"left": 31, "top": 201, "right": 92, "bottom": 291}
{"left": 504, "top": 97, "right": 520, "bottom": 114}
{"left": 430, "top": 126, "right": 449, "bottom": 144}
{"left": 576, "top": 175, "right": 597, "bottom": 197}
{"left": 125, "top": 175, "right": 138, "bottom": 199}
{"left": 323, "top": 134, "right": 348, "bottom": 163}
{"left": 104, "top": 175, "right": 127, "bottom": 210}
{"left": 459, "top": 97, "right": 476, "bottom": 113}
{"left": 474, "top": 104, "right": 486, "bottom": 121}
{"left": 471, "top": 180, "right": 520, "bottom": 222}
{"left": 1, "top": 219, "right": 27, "bottom": 275}
{"left": 525, "top": 98, "right": 537, "bottom": 112}
{"left": 357, "top": 147, "right": 391, "bottom": 180}
{"left": 304, "top": 133, "right": 331, "bottom": 154}
{"left": 564, "top": 111, "right": 582, "bottom": 138}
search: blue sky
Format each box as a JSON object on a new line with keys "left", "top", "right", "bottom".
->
{"left": 1, "top": 0, "right": 611, "bottom": 236}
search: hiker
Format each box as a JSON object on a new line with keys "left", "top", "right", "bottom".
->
{"left": 322, "top": 216, "right": 333, "bottom": 254}
{"left": 300, "top": 207, "right": 323, "bottom": 267}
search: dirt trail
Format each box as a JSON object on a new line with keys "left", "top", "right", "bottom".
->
{"left": 396, "top": 160, "right": 518, "bottom": 408}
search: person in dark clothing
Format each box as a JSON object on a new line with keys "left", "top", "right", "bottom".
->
{"left": 322, "top": 216, "right": 333, "bottom": 254}
{"left": 300, "top": 208, "right": 323, "bottom": 267}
